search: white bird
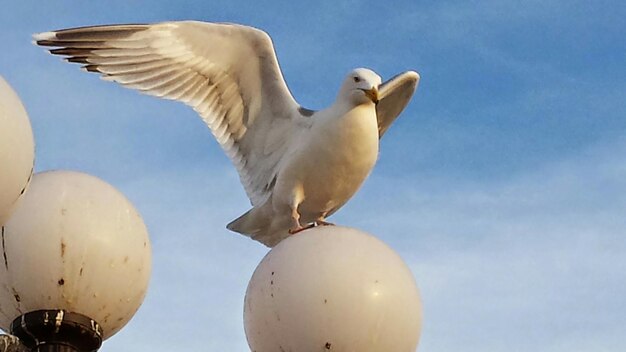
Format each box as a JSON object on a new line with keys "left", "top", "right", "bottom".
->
{"left": 34, "top": 21, "right": 420, "bottom": 247}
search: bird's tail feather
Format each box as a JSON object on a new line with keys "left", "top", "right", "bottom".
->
{"left": 227, "top": 207, "right": 266, "bottom": 237}
{"left": 227, "top": 207, "right": 289, "bottom": 247}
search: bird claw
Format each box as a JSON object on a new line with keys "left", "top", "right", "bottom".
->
{"left": 288, "top": 220, "right": 334, "bottom": 236}
{"left": 314, "top": 220, "right": 335, "bottom": 227}
{"left": 288, "top": 226, "right": 305, "bottom": 235}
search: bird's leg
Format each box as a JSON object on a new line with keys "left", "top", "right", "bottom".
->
{"left": 287, "top": 187, "right": 322, "bottom": 235}
{"left": 288, "top": 206, "right": 304, "bottom": 234}
{"left": 288, "top": 213, "right": 331, "bottom": 234}
{"left": 314, "top": 212, "right": 335, "bottom": 227}
{"left": 287, "top": 188, "right": 305, "bottom": 234}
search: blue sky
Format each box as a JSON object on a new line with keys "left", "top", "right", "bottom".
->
{"left": 1, "top": 0, "right": 625, "bottom": 351}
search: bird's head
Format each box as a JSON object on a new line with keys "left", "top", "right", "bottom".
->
{"left": 339, "top": 68, "right": 382, "bottom": 106}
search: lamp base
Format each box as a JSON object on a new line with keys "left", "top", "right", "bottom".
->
{"left": 10, "top": 310, "right": 102, "bottom": 352}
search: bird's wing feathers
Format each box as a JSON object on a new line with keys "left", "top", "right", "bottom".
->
{"left": 376, "top": 71, "right": 420, "bottom": 138}
{"left": 34, "top": 21, "right": 308, "bottom": 206}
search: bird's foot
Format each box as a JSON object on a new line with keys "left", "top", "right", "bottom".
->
{"left": 314, "top": 220, "right": 335, "bottom": 227}
{"left": 288, "top": 225, "right": 304, "bottom": 234}
{"left": 288, "top": 220, "right": 334, "bottom": 235}
{"left": 288, "top": 222, "right": 318, "bottom": 235}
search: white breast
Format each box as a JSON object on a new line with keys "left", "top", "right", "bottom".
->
{"left": 287, "top": 104, "right": 380, "bottom": 219}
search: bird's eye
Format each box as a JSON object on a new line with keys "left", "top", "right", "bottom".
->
{"left": 353, "top": 76, "right": 361, "bottom": 83}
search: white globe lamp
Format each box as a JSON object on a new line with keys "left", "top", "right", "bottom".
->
{"left": 0, "top": 76, "right": 35, "bottom": 226}
{"left": 244, "top": 226, "right": 422, "bottom": 352}
{"left": 0, "top": 171, "right": 152, "bottom": 351}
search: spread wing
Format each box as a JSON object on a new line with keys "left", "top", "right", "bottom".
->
{"left": 376, "top": 71, "right": 420, "bottom": 138}
{"left": 34, "top": 21, "right": 311, "bottom": 206}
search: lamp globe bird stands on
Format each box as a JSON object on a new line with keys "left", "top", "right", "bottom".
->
{"left": 0, "top": 171, "right": 152, "bottom": 351}
{"left": 244, "top": 226, "right": 423, "bottom": 352}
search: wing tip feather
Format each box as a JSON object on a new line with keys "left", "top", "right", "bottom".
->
{"left": 81, "top": 65, "right": 100, "bottom": 73}
{"left": 67, "top": 56, "right": 90, "bottom": 64}
{"left": 32, "top": 31, "right": 57, "bottom": 43}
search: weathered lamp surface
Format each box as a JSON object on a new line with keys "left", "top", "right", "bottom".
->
{"left": 0, "top": 170, "right": 152, "bottom": 340}
{"left": 244, "top": 226, "right": 422, "bottom": 352}
{"left": 0, "top": 76, "right": 34, "bottom": 226}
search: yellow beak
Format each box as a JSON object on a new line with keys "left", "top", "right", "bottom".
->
{"left": 363, "top": 87, "right": 379, "bottom": 104}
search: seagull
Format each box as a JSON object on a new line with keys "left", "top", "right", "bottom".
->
{"left": 34, "top": 21, "right": 420, "bottom": 247}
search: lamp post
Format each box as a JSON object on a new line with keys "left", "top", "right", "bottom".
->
{"left": 0, "top": 170, "right": 152, "bottom": 351}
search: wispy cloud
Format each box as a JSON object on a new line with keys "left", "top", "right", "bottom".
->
{"left": 342, "top": 136, "right": 626, "bottom": 351}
